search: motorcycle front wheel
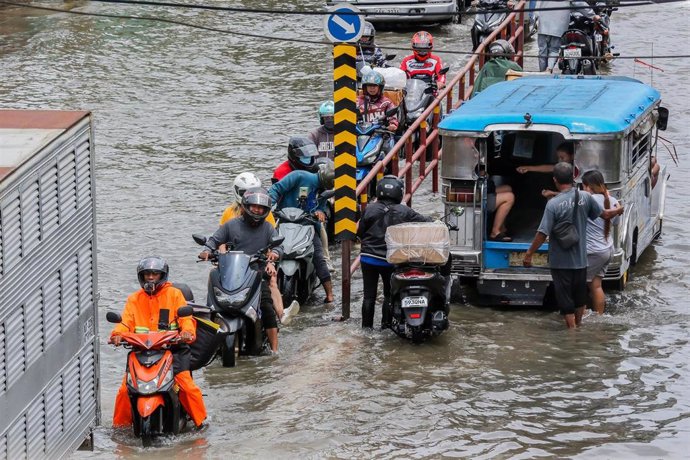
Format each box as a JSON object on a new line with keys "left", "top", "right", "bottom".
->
{"left": 221, "top": 332, "right": 240, "bottom": 367}
{"left": 140, "top": 416, "right": 153, "bottom": 447}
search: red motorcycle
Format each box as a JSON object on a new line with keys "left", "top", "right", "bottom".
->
{"left": 107, "top": 306, "right": 193, "bottom": 446}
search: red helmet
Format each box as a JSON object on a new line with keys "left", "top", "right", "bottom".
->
{"left": 412, "top": 31, "right": 433, "bottom": 60}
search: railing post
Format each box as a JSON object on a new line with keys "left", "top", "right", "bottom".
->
{"left": 431, "top": 105, "right": 440, "bottom": 193}
{"left": 446, "top": 85, "right": 453, "bottom": 114}
{"left": 405, "top": 136, "right": 413, "bottom": 206}
{"left": 391, "top": 151, "right": 399, "bottom": 176}
{"left": 459, "top": 74, "right": 466, "bottom": 103}
{"left": 419, "top": 121, "right": 427, "bottom": 178}
{"left": 517, "top": 7, "right": 525, "bottom": 68}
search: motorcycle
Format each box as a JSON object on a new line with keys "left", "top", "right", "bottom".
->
{"left": 471, "top": 0, "right": 509, "bottom": 51}
{"left": 193, "top": 234, "right": 284, "bottom": 367}
{"left": 403, "top": 65, "right": 449, "bottom": 160}
{"left": 387, "top": 216, "right": 460, "bottom": 343}
{"left": 557, "top": 12, "right": 599, "bottom": 75}
{"left": 106, "top": 306, "right": 194, "bottom": 446}
{"left": 356, "top": 108, "right": 398, "bottom": 199}
{"left": 274, "top": 207, "right": 319, "bottom": 307}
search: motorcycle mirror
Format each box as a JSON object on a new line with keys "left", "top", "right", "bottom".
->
{"left": 192, "top": 233, "right": 207, "bottom": 246}
{"left": 106, "top": 311, "right": 122, "bottom": 324}
{"left": 439, "top": 65, "right": 450, "bottom": 75}
{"left": 385, "top": 53, "right": 396, "bottom": 61}
{"left": 177, "top": 306, "right": 193, "bottom": 318}
{"left": 656, "top": 106, "right": 669, "bottom": 131}
{"left": 269, "top": 236, "right": 285, "bottom": 248}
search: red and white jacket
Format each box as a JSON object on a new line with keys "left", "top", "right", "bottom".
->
{"left": 400, "top": 53, "right": 446, "bottom": 86}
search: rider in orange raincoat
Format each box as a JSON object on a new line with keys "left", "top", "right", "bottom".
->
{"left": 110, "top": 256, "right": 207, "bottom": 428}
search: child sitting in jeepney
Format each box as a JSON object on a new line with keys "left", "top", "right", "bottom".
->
{"left": 516, "top": 141, "right": 574, "bottom": 199}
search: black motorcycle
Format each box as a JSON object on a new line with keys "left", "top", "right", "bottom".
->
{"left": 193, "top": 234, "right": 284, "bottom": 367}
{"left": 558, "top": 12, "right": 598, "bottom": 75}
{"left": 471, "top": 0, "right": 508, "bottom": 51}
{"left": 386, "top": 220, "right": 458, "bottom": 343}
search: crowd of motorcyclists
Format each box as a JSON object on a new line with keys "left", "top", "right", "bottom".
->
{"left": 107, "top": 2, "right": 620, "bottom": 437}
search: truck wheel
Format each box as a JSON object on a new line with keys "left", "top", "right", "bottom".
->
{"left": 614, "top": 269, "right": 628, "bottom": 291}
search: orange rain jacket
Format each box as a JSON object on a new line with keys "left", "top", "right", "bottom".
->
{"left": 110, "top": 282, "right": 195, "bottom": 338}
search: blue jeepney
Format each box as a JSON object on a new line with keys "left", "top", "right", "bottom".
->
{"left": 439, "top": 76, "right": 669, "bottom": 305}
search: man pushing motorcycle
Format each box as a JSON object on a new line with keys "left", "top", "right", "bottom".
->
{"left": 199, "top": 187, "right": 284, "bottom": 352}
{"left": 110, "top": 256, "right": 207, "bottom": 429}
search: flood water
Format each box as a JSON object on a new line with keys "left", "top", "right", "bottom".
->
{"left": 1, "top": 1, "right": 689, "bottom": 458}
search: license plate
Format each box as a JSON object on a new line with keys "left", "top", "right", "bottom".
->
{"left": 594, "top": 33, "right": 603, "bottom": 43}
{"left": 402, "top": 296, "right": 428, "bottom": 308}
{"left": 563, "top": 48, "right": 582, "bottom": 58}
{"left": 373, "top": 8, "right": 400, "bottom": 13}
{"left": 509, "top": 252, "right": 548, "bottom": 267}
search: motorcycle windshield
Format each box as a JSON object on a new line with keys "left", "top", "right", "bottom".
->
{"left": 356, "top": 121, "right": 376, "bottom": 135}
{"left": 358, "top": 137, "right": 383, "bottom": 164}
{"left": 405, "top": 79, "right": 429, "bottom": 113}
{"left": 217, "top": 251, "right": 254, "bottom": 292}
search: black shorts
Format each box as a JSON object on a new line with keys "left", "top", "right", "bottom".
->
{"left": 551, "top": 268, "right": 588, "bottom": 315}
{"left": 260, "top": 281, "right": 278, "bottom": 329}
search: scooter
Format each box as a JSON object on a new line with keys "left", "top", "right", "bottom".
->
{"left": 106, "top": 306, "right": 194, "bottom": 447}
{"left": 274, "top": 207, "right": 318, "bottom": 307}
{"left": 471, "top": 0, "right": 509, "bottom": 51}
{"left": 356, "top": 108, "right": 398, "bottom": 199}
{"left": 403, "top": 65, "right": 449, "bottom": 159}
{"left": 387, "top": 217, "right": 460, "bottom": 343}
{"left": 558, "top": 12, "right": 598, "bottom": 75}
{"left": 193, "top": 234, "right": 284, "bottom": 367}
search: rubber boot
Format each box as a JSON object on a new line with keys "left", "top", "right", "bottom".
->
{"left": 361, "top": 300, "right": 375, "bottom": 329}
{"left": 381, "top": 299, "right": 391, "bottom": 330}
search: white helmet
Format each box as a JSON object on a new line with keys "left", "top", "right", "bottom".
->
{"left": 233, "top": 172, "right": 261, "bottom": 204}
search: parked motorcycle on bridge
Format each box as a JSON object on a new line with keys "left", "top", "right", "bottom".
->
{"left": 557, "top": 12, "right": 599, "bottom": 75}
{"left": 193, "top": 234, "right": 284, "bottom": 367}
{"left": 274, "top": 207, "right": 318, "bottom": 307}
{"left": 106, "top": 306, "right": 194, "bottom": 446}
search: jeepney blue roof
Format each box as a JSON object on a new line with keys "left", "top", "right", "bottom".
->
{"left": 440, "top": 76, "right": 661, "bottom": 134}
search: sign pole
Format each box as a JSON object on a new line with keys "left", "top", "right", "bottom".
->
{"left": 324, "top": 4, "right": 362, "bottom": 321}
{"left": 333, "top": 44, "right": 358, "bottom": 320}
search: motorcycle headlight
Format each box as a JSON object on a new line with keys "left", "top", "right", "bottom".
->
{"left": 214, "top": 286, "right": 250, "bottom": 307}
{"left": 136, "top": 378, "right": 158, "bottom": 395}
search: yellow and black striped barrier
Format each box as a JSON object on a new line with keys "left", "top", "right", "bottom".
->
{"left": 333, "top": 44, "right": 357, "bottom": 242}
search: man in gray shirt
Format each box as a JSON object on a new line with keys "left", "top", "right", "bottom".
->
{"left": 523, "top": 163, "right": 623, "bottom": 328}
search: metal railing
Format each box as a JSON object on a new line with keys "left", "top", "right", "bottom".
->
{"left": 339, "top": 1, "right": 527, "bottom": 319}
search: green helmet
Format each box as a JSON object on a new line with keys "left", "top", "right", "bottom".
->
{"left": 318, "top": 100, "right": 335, "bottom": 128}
{"left": 361, "top": 71, "right": 385, "bottom": 90}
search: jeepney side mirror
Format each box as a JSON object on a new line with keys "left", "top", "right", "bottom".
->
{"left": 656, "top": 107, "right": 669, "bottom": 131}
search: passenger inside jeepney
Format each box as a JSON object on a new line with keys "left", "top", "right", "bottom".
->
{"left": 515, "top": 141, "right": 575, "bottom": 199}
{"left": 476, "top": 163, "right": 515, "bottom": 242}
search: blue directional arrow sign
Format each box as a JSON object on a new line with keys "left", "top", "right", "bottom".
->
{"left": 323, "top": 4, "right": 364, "bottom": 43}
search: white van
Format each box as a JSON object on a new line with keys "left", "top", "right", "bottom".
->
{"left": 326, "top": 0, "right": 469, "bottom": 25}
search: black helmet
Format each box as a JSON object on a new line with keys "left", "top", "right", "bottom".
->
{"left": 241, "top": 187, "right": 272, "bottom": 225}
{"left": 488, "top": 39, "right": 515, "bottom": 59}
{"left": 288, "top": 136, "right": 319, "bottom": 172}
{"left": 359, "top": 21, "right": 376, "bottom": 48}
{"left": 317, "top": 159, "right": 335, "bottom": 190}
{"left": 376, "top": 175, "right": 404, "bottom": 204}
{"left": 137, "top": 256, "right": 169, "bottom": 295}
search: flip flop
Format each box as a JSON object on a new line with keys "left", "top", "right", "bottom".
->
{"left": 489, "top": 232, "right": 512, "bottom": 242}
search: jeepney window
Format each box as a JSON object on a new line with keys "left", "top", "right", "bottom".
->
{"left": 575, "top": 140, "right": 622, "bottom": 183}
{"left": 440, "top": 135, "right": 483, "bottom": 180}
{"left": 630, "top": 127, "right": 652, "bottom": 170}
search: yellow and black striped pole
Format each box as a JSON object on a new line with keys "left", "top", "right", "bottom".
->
{"left": 333, "top": 44, "right": 358, "bottom": 320}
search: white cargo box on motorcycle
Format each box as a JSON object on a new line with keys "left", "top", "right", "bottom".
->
{"left": 373, "top": 66, "right": 407, "bottom": 90}
{"left": 385, "top": 221, "right": 450, "bottom": 265}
